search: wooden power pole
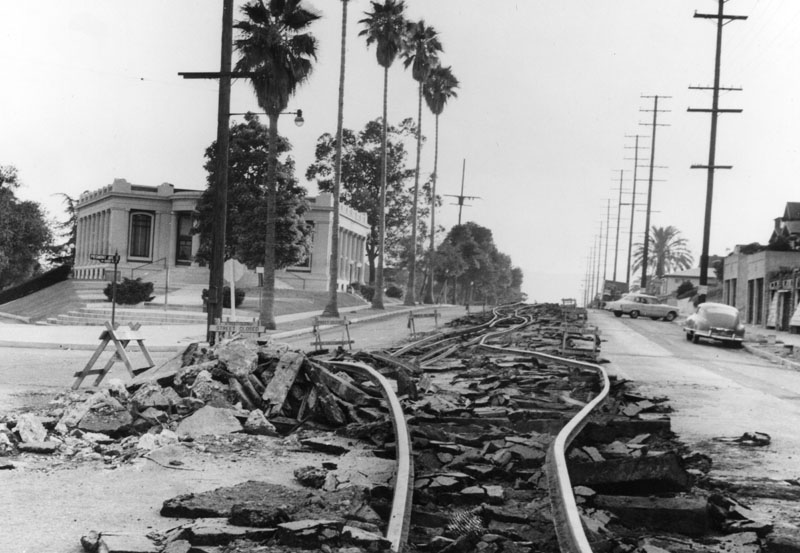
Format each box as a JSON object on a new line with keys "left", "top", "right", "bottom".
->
{"left": 689, "top": 1, "right": 746, "bottom": 299}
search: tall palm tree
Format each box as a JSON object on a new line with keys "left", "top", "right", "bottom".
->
{"left": 359, "top": 0, "right": 407, "bottom": 310}
{"left": 421, "top": 64, "right": 458, "bottom": 304}
{"left": 322, "top": 0, "right": 349, "bottom": 319}
{"left": 402, "top": 19, "right": 442, "bottom": 306}
{"left": 235, "top": 0, "right": 319, "bottom": 329}
{"left": 632, "top": 225, "right": 694, "bottom": 280}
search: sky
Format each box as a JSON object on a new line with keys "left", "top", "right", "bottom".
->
{"left": 1, "top": 0, "right": 798, "bottom": 303}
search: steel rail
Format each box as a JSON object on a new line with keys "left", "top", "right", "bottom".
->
{"left": 382, "top": 302, "right": 607, "bottom": 553}
{"left": 329, "top": 360, "right": 414, "bottom": 553}
{"left": 477, "top": 318, "right": 610, "bottom": 553}
{"left": 391, "top": 316, "right": 497, "bottom": 357}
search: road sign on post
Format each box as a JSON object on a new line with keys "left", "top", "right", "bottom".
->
{"left": 90, "top": 252, "right": 121, "bottom": 326}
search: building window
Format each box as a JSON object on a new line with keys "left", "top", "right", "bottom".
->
{"left": 287, "top": 220, "right": 314, "bottom": 272}
{"left": 129, "top": 212, "right": 153, "bottom": 260}
{"left": 175, "top": 212, "right": 193, "bottom": 265}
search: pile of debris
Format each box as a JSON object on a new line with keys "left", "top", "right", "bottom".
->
{"left": 0, "top": 339, "right": 405, "bottom": 470}
{"left": 567, "top": 383, "right": 784, "bottom": 553}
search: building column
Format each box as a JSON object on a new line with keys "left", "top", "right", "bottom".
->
{"left": 103, "top": 210, "right": 110, "bottom": 253}
{"left": 88, "top": 214, "right": 96, "bottom": 259}
{"left": 75, "top": 217, "right": 84, "bottom": 265}
{"left": 168, "top": 211, "right": 178, "bottom": 266}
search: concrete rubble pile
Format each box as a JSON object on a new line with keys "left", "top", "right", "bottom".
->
{"left": 402, "top": 353, "right": 597, "bottom": 553}
{"left": 566, "top": 382, "right": 795, "bottom": 553}
{"left": 0, "top": 338, "right": 399, "bottom": 468}
{"left": 0, "top": 337, "right": 408, "bottom": 552}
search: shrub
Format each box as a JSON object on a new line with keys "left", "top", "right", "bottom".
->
{"left": 385, "top": 285, "right": 404, "bottom": 299}
{"left": 357, "top": 284, "right": 375, "bottom": 302}
{"left": 676, "top": 280, "right": 696, "bottom": 299}
{"left": 104, "top": 277, "right": 154, "bottom": 305}
{"left": 202, "top": 286, "right": 245, "bottom": 308}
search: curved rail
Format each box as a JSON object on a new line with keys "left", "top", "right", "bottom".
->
{"left": 360, "top": 302, "right": 609, "bottom": 553}
{"left": 475, "top": 306, "right": 611, "bottom": 553}
{"left": 329, "top": 360, "right": 414, "bottom": 553}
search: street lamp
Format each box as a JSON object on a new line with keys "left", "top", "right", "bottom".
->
{"left": 228, "top": 109, "right": 305, "bottom": 127}
{"left": 287, "top": 109, "right": 304, "bottom": 127}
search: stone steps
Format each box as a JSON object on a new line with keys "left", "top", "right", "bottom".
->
{"left": 49, "top": 305, "right": 208, "bottom": 326}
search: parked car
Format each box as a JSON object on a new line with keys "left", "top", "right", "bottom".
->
{"left": 604, "top": 293, "right": 678, "bottom": 321}
{"left": 684, "top": 302, "right": 745, "bottom": 346}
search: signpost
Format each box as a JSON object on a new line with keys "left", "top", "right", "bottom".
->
{"left": 90, "top": 251, "right": 121, "bottom": 327}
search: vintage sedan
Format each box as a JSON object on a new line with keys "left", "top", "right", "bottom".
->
{"left": 604, "top": 293, "right": 678, "bottom": 321}
{"left": 684, "top": 302, "right": 745, "bottom": 346}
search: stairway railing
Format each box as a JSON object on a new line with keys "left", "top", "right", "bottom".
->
{"left": 131, "top": 258, "right": 169, "bottom": 309}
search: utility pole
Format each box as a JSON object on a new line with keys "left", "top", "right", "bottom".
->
{"left": 444, "top": 159, "right": 480, "bottom": 225}
{"left": 589, "top": 241, "right": 597, "bottom": 308}
{"left": 603, "top": 201, "right": 610, "bottom": 291}
{"left": 612, "top": 170, "right": 625, "bottom": 282}
{"left": 595, "top": 227, "right": 603, "bottom": 306}
{"left": 690, "top": 1, "right": 746, "bottom": 300}
{"left": 179, "top": 0, "right": 233, "bottom": 344}
{"left": 624, "top": 135, "right": 646, "bottom": 288}
{"left": 639, "top": 95, "right": 670, "bottom": 291}
{"left": 583, "top": 256, "right": 591, "bottom": 307}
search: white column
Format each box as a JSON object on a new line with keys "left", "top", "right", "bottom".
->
{"left": 75, "top": 217, "right": 84, "bottom": 264}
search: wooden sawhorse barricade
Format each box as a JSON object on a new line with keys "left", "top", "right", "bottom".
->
{"left": 408, "top": 309, "right": 440, "bottom": 337}
{"left": 560, "top": 323, "right": 600, "bottom": 361}
{"left": 72, "top": 322, "right": 155, "bottom": 389}
{"left": 311, "top": 316, "right": 353, "bottom": 352}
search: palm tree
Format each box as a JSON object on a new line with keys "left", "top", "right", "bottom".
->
{"left": 234, "top": 0, "right": 319, "bottom": 329}
{"left": 359, "top": 0, "right": 407, "bottom": 310}
{"left": 632, "top": 225, "right": 694, "bottom": 280}
{"left": 421, "top": 64, "right": 458, "bottom": 304}
{"left": 322, "top": 0, "right": 349, "bottom": 319}
{"left": 402, "top": 19, "right": 442, "bottom": 306}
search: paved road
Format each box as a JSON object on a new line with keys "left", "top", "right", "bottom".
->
{"left": 592, "top": 308, "right": 800, "bottom": 527}
{"left": 0, "top": 305, "right": 470, "bottom": 414}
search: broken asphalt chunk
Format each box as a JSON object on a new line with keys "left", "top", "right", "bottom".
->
{"left": 569, "top": 451, "right": 691, "bottom": 495}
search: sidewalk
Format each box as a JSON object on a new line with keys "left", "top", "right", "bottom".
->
{"left": 741, "top": 323, "right": 800, "bottom": 371}
{"left": 0, "top": 303, "right": 462, "bottom": 352}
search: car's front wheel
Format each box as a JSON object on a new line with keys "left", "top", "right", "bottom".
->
{"left": 665, "top": 312, "right": 677, "bottom": 322}
{"left": 692, "top": 333, "right": 701, "bottom": 344}
{"left": 629, "top": 310, "right": 640, "bottom": 319}
{"left": 613, "top": 311, "right": 623, "bottom": 318}
{"left": 685, "top": 331, "right": 693, "bottom": 341}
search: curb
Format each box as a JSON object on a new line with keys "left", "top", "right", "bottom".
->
{"left": 743, "top": 343, "right": 800, "bottom": 371}
{"left": 0, "top": 305, "right": 450, "bottom": 352}
{"left": 0, "top": 311, "right": 31, "bottom": 324}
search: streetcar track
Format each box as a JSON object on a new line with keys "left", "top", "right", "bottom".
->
{"left": 366, "top": 302, "right": 607, "bottom": 553}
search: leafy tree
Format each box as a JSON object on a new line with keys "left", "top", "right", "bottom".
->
{"left": 359, "top": 0, "right": 408, "bottom": 309}
{"left": 436, "top": 222, "right": 524, "bottom": 305}
{"left": 46, "top": 193, "right": 77, "bottom": 267}
{"left": 195, "top": 113, "right": 312, "bottom": 272}
{"left": 306, "top": 118, "right": 418, "bottom": 283}
{"left": 421, "top": 64, "right": 459, "bottom": 303}
{"left": 710, "top": 255, "right": 724, "bottom": 282}
{"left": 632, "top": 225, "right": 694, "bottom": 279}
{"left": 234, "top": 0, "right": 320, "bottom": 329}
{"left": 0, "top": 166, "right": 53, "bottom": 289}
{"left": 401, "top": 19, "right": 442, "bottom": 305}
